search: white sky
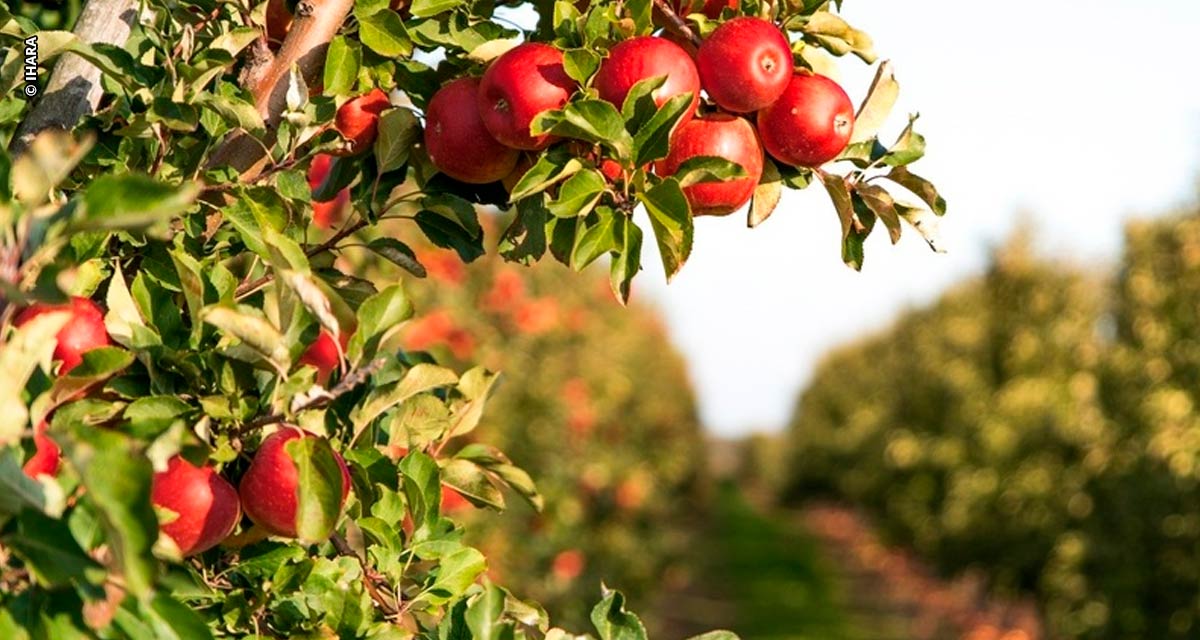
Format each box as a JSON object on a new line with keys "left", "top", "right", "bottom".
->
{"left": 634, "top": 0, "right": 1200, "bottom": 435}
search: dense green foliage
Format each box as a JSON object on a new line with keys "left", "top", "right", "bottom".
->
{"left": 786, "top": 216, "right": 1200, "bottom": 638}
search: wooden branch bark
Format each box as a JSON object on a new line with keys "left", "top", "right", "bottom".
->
{"left": 10, "top": 0, "right": 138, "bottom": 155}
{"left": 206, "top": 0, "right": 356, "bottom": 179}
{"left": 651, "top": 0, "right": 702, "bottom": 48}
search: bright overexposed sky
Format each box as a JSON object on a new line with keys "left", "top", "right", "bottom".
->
{"left": 635, "top": 0, "right": 1200, "bottom": 436}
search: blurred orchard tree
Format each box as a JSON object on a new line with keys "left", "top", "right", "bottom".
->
{"left": 787, "top": 218, "right": 1200, "bottom": 639}
{"left": 0, "top": 0, "right": 943, "bottom": 635}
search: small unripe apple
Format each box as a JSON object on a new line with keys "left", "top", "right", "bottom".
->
{"left": 334, "top": 89, "right": 391, "bottom": 155}
{"left": 23, "top": 421, "right": 60, "bottom": 478}
{"left": 595, "top": 37, "right": 700, "bottom": 121}
{"left": 698, "top": 18, "right": 793, "bottom": 113}
{"left": 238, "top": 429, "right": 351, "bottom": 538}
{"left": 426, "top": 77, "right": 520, "bottom": 184}
{"left": 757, "top": 73, "right": 855, "bottom": 168}
{"left": 298, "top": 329, "right": 348, "bottom": 385}
{"left": 307, "top": 154, "right": 350, "bottom": 229}
{"left": 14, "top": 296, "right": 112, "bottom": 374}
{"left": 654, "top": 114, "right": 763, "bottom": 216}
{"left": 478, "top": 43, "right": 576, "bottom": 150}
{"left": 152, "top": 456, "right": 241, "bottom": 556}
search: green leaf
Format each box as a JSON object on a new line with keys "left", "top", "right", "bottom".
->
{"left": 124, "top": 396, "right": 193, "bottom": 438}
{"left": 440, "top": 459, "right": 504, "bottom": 510}
{"left": 202, "top": 305, "right": 291, "bottom": 374}
{"left": 367, "top": 237, "right": 427, "bottom": 276}
{"left": 287, "top": 436, "right": 346, "bottom": 544}
{"left": 625, "top": 0, "right": 653, "bottom": 36}
{"left": 564, "top": 48, "right": 602, "bottom": 84}
{"left": 144, "top": 592, "right": 215, "bottom": 640}
{"left": 8, "top": 510, "right": 104, "bottom": 589}
{"left": 488, "top": 463, "right": 543, "bottom": 511}
{"left": 324, "top": 36, "right": 362, "bottom": 97}
{"left": 0, "top": 448, "right": 63, "bottom": 518}
{"left": 466, "top": 582, "right": 508, "bottom": 640}
{"left": 851, "top": 61, "right": 898, "bottom": 144}
{"left": 0, "top": 310, "right": 68, "bottom": 443}
{"left": 640, "top": 178, "right": 693, "bottom": 281}
{"left": 399, "top": 451, "right": 440, "bottom": 527}
{"left": 571, "top": 206, "right": 621, "bottom": 270}
{"left": 449, "top": 367, "right": 499, "bottom": 438}
{"left": 421, "top": 193, "right": 481, "bottom": 239}
{"left": 591, "top": 589, "right": 647, "bottom": 640}
{"left": 424, "top": 546, "right": 486, "bottom": 605}
{"left": 631, "top": 92, "right": 693, "bottom": 166}
{"left": 50, "top": 347, "right": 135, "bottom": 405}
{"left": 357, "top": 10, "right": 413, "bottom": 57}
{"left": 854, "top": 182, "right": 902, "bottom": 244}
{"left": 532, "top": 101, "right": 634, "bottom": 161}
{"left": 672, "top": 155, "right": 748, "bottom": 188}
{"left": 410, "top": 0, "right": 465, "bottom": 17}
{"left": 170, "top": 249, "right": 206, "bottom": 346}
{"left": 415, "top": 211, "right": 484, "bottom": 263}
{"left": 499, "top": 196, "right": 549, "bottom": 264}
{"left": 685, "top": 633, "right": 740, "bottom": 640}
{"left": 351, "top": 363, "right": 459, "bottom": 436}
{"left": 509, "top": 153, "right": 584, "bottom": 202}
{"left": 882, "top": 115, "right": 926, "bottom": 167}
{"left": 817, "top": 171, "right": 867, "bottom": 270}
{"left": 347, "top": 284, "right": 413, "bottom": 365}
{"left": 548, "top": 169, "right": 606, "bottom": 219}
{"left": 748, "top": 159, "right": 783, "bottom": 228}
{"left": 195, "top": 93, "right": 266, "bottom": 134}
{"left": 895, "top": 201, "right": 946, "bottom": 253}
{"left": 375, "top": 108, "right": 421, "bottom": 173}
{"left": 886, "top": 165, "right": 946, "bottom": 215}
{"left": 621, "top": 76, "right": 667, "bottom": 132}
{"left": 57, "top": 421, "right": 158, "bottom": 598}
{"left": 78, "top": 174, "right": 199, "bottom": 233}
{"left": 609, "top": 218, "right": 643, "bottom": 304}
{"left": 800, "top": 11, "right": 876, "bottom": 63}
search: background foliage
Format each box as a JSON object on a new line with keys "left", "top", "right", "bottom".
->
{"left": 785, "top": 214, "right": 1200, "bottom": 639}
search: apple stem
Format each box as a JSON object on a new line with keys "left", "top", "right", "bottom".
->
{"left": 651, "top": 0, "right": 703, "bottom": 48}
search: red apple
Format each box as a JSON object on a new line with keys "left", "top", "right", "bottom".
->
{"left": 757, "top": 73, "right": 855, "bottom": 167}
{"left": 478, "top": 43, "right": 576, "bottom": 150}
{"left": 425, "top": 77, "right": 520, "bottom": 184}
{"left": 152, "top": 456, "right": 241, "bottom": 556}
{"left": 298, "top": 329, "right": 348, "bottom": 385}
{"left": 654, "top": 114, "right": 763, "bottom": 216}
{"left": 595, "top": 36, "right": 700, "bottom": 120}
{"left": 552, "top": 549, "right": 586, "bottom": 581}
{"left": 307, "top": 154, "right": 350, "bottom": 229}
{"left": 441, "top": 486, "right": 471, "bottom": 513}
{"left": 238, "top": 429, "right": 351, "bottom": 538}
{"left": 23, "top": 420, "right": 60, "bottom": 478}
{"left": 334, "top": 88, "right": 391, "bottom": 155}
{"left": 264, "top": 0, "right": 292, "bottom": 46}
{"left": 14, "top": 296, "right": 112, "bottom": 374}
{"left": 698, "top": 17, "right": 793, "bottom": 113}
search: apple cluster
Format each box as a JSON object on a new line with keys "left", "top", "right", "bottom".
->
{"left": 14, "top": 298, "right": 375, "bottom": 557}
{"left": 420, "top": 16, "right": 855, "bottom": 217}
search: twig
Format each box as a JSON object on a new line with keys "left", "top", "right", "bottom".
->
{"left": 651, "top": 0, "right": 702, "bottom": 47}
{"left": 330, "top": 532, "right": 400, "bottom": 617}
{"left": 237, "top": 357, "right": 386, "bottom": 434}
{"left": 206, "top": 0, "right": 356, "bottom": 178}
{"left": 234, "top": 217, "right": 370, "bottom": 299}
{"left": 10, "top": 0, "right": 138, "bottom": 155}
